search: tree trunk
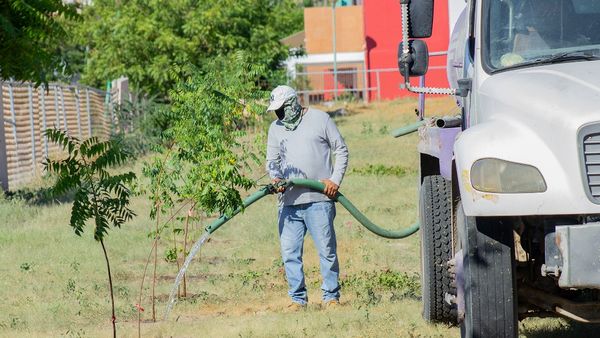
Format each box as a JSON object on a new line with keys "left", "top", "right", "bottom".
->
{"left": 182, "top": 207, "right": 191, "bottom": 297}
{"left": 100, "top": 239, "right": 117, "bottom": 338}
{"left": 152, "top": 202, "right": 160, "bottom": 322}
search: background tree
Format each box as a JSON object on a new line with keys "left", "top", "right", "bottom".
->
{"left": 74, "top": 0, "right": 303, "bottom": 97}
{"left": 0, "top": 0, "right": 78, "bottom": 84}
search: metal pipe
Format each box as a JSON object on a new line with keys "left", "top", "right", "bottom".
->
{"left": 418, "top": 76, "right": 425, "bottom": 118}
{"left": 435, "top": 116, "right": 462, "bottom": 128}
{"left": 390, "top": 120, "right": 426, "bottom": 138}
{"left": 332, "top": 2, "right": 338, "bottom": 100}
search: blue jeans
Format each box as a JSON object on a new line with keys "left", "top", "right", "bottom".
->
{"left": 278, "top": 201, "right": 340, "bottom": 305}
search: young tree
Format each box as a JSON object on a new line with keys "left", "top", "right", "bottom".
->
{"left": 168, "top": 53, "right": 266, "bottom": 216}
{"left": 136, "top": 53, "right": 267, "bottom": 325}
{"left": 44, "top": 129, "right": 136, "bottom": 338}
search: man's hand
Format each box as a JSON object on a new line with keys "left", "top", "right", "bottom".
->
{"left": 320, "top": 179, "right": 339, "bottom": 199}
{"left": 272, "top": 178, "right": 286, "bottom": 193}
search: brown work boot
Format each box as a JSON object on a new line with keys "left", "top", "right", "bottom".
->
{"left": 285, "top": 302, "right": 307, "bottom": 312}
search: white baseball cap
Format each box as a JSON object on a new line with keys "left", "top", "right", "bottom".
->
{"left": 267, "top": 85, "right": 297, "bottom": 111}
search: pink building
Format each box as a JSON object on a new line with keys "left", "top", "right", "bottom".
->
{"left": 289, "top": 0, "right": 464, "bottom": 101}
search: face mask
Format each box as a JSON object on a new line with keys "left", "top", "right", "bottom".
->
{"left": 277, "top": 96, "right": 303, "bottom": 131}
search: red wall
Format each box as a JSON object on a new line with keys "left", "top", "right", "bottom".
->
{"left": 363, "top": 0, "right": 450, "bottom": 100}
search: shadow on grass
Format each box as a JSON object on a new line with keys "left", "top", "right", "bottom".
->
{"left": 3, "top": 186, "right": 74, "bottom": 206}
{"left": 520, "top": 320, "right": 600, "bottom": 337}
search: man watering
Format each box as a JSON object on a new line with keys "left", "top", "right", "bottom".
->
{"left": 265, "top": 85, "right": 349, "bottom": 310}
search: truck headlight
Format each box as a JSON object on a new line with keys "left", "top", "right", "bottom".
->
{"left": 470, "top": 158, "right": 547, "bottom": 193}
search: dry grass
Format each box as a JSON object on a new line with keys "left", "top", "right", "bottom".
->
{"left": 0, "top": 97, "right": 589, "bottom": 337}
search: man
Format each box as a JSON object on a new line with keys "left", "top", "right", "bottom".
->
{"left": 265, "top": 85, "right": 349, "bottom": 310}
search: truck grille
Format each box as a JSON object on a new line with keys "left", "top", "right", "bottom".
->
{"left": 582, "top": 128, "right": 600, "bottom": 203}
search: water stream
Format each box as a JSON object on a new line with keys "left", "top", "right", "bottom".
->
{"left": 164, "top": 231, "right": 211, "bottom": 320}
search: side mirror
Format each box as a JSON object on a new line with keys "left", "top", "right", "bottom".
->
{"left": 409, "top": 0, "right": 434, "bottom": 38}
{"left": 398, "top": 40, "right": 429, "bottom": 77}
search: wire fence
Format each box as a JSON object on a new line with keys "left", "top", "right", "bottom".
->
{"left": 0, "top": 81, "right": 113, "bottom": 191}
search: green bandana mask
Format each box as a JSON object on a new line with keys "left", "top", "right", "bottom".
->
{"left": 278, "top": 96, "right": 303, "bottom": 131}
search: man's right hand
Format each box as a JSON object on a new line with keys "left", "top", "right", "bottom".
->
{"left": 272, "top": 178, "right": 286, "bottom": 193}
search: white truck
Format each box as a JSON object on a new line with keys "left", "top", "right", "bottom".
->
{"left": 398, "top": 0, "right": 600, "bottom": 336}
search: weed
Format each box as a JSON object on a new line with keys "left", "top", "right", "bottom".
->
{"left": 66, "top": 279, "right": 77, "bottom": 293}
{"left": 364, "top": 287, "right": 382, "bottom": 306}
{"left": 65, "top": 328, "right": 87, "bottom": 337}
{"left": 361, "top": 122, "right": 374, "bottom": 135}
{"left": 271, "top": 257, "right": 283, "bottom": 268}
{"left": 351, "top": 164, "right": 415, "bottom": 177}
{"left": 187, "top": 291, "right": 210, "bottom": 303}
{"left": 341, "top": 270, "right": 421, "bottom": 300}
{"left": 9, "top": 316, "right": 26, "bottom": 330}
{"left": 164, "top": 248, "right": 178, "bottom": 263}
{"left": 19, "top": 262, "right": 32, "bottom": 272}
{"left": 378, "top": 125, "right": 390, "bottom": 135}
{"left": 115, "top": 285, "right": 130, "bottom": 297}
{"left": 231, "top": 255, "right": 256, "bottom": 266}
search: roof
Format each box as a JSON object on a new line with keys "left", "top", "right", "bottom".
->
{"left": 280, "top": 31, "right": 306, "bottom": 49}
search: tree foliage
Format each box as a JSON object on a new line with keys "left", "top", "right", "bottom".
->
{"left": 167, "top": 52, "right": 266, "bottom": 217}
{"left": 142, "top": 52, "right": 267, "bottom": 224}
{"left": 43, "top": 129, "right": 136, "bottom": 240}
{"left": 76, "top": 0, "right": 303, "bottom": 96}
{"left": 0, "top": 0, "right": 78, "bottom": 84}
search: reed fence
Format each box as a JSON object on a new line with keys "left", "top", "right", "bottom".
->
{"left": 0, "top": 81, "right": 114, "bottom": 191}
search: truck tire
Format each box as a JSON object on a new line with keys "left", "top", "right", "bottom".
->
{"left": 459, "top": 211, "right": 517, "bottom": 338}
{"left": 419, "top": 175, "right": 455, "bottom": 323}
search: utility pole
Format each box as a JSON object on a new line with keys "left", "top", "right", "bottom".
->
{"left": 332, "top": 1, "right": 338, "bottom": 100}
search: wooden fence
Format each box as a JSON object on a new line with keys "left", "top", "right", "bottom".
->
{"left": 0, "top": 81, "right": 114, "bottom": 191}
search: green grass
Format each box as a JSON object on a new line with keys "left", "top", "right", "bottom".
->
{"left": 0, "top": 97, "right": 589, "bottom": 337}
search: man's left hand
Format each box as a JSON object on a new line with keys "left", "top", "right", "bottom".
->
{"left": 320, "top": 179, "right": 339, "bottom": 199}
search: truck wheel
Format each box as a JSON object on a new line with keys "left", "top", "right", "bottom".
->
{"left": 458, "top": 208, "right": 517, "bottom": 338}
{"left": 419, "top": 175, "right": 455, "bottom": 323}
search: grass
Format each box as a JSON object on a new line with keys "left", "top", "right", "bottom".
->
{"left": 0, "top": 97, "right": 590, "bottom": 337}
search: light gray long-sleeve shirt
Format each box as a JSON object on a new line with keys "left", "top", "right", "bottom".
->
{"left": 266, "top": 107, "right": 349, "bottom": 206}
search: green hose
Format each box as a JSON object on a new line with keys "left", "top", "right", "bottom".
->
{"left": 205, "top": 186, "right": 272, "bottom": 234}
{"left": 205, "top": 179, "right": 419, "bottom": 239}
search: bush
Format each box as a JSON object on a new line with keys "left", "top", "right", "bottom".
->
{"left": 112, "top": 97, "right": 175, "bottom": 156}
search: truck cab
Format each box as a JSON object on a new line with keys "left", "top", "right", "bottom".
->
{"left": 401, "top": 0, "right": 600, "bottom": 336}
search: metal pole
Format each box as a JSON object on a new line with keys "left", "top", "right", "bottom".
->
{"left": 75, "top": 87, "right": 82, "bottom": 138}
{"left": 418, "top": 76, "right": 426, "bottom": 119}
{"left": 86, "top": 89, "right": 92, "bottom": 137}
{"left": 27, "top": 84, "right": 36, "bottom": 174}
{"left": 53, "top": 85, "right": 60, "bottom": 129}
{"left": 40, "top": 86, "right": 48, "bottom": 158}
{"left": 8, "top": 83, "right": 20, "bottom": 179}
{"left": 376, "top": 70, "right": 381, "bottom": 101}
{"left": 59, "top": 86, "right": 67, "bottom": 131}
{"left": 362, "top": 61, "right": 369, "bottom": 103}
{"left": 332, "top": 2, "right": 338, "bottom": 100}
{"left": 0, "top": 83, "right": 9, "bottom": 191}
